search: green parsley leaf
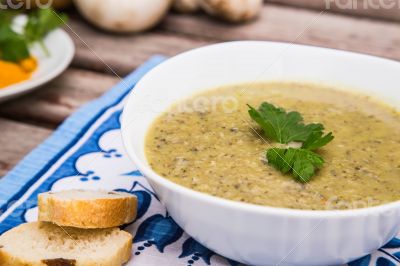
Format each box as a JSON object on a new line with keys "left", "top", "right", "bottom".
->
{"left": 267, "top": 148, "right": 324, "bottom": 183}
{"left": 0, "top": 25, "right": 30, "bottom": 62}
{"left": 24, "top": 9, "right": 67, "bottom": 43}
{"left": 302, "top": 131, "right": 334, "bottom": 150}
{"left": 248, "top": 102, "right": 333, "bottom": 146}
{"left": 24, "top": 9, "right": 68, "bottom": 55}
{"left": 0, "top": 8, "right": 67, "bottom": 62}
{"left": 248, "top": 101, "right": 334, "bottom": 182}
{"left": 0, "top": 10, "right": 20, "bottom": 24}
{"left": 0, "top": 10, "right": 29, "bottom": 62}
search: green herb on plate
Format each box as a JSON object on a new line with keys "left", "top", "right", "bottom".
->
{"left": 24, "top": 9, "right": 68, "bottom": 55}
{"left": 0, "top": 25, "right": 30, "bottom": 62}
{"left": 0, "top": 8, "right": 67, "bottom": 62}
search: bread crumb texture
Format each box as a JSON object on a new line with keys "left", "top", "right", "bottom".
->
{"left": 0, "top": 222, "right": 132, "bottom": 266}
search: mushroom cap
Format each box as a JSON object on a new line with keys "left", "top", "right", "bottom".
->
{"left": 74, "top": 0, "right": 173, "bottom": 33}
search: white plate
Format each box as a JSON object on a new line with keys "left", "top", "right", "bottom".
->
{"left": 0, "top": 29, "right": 75, "bottom": 103}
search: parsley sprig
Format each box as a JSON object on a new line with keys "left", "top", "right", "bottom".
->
{"left": 24, "top": 9, "right": 68, "bottom": 56}
{"left": 248, "top": 102, "right": 334, "bottom": 182}
{"left": 0, "top": 9, "right": 67, "bottom": 62}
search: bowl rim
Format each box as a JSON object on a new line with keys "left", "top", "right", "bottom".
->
{"left": 121, "top": 40, "right": 400, "bottom": 219}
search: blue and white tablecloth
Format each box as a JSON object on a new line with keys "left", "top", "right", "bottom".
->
{"left": 0, "top": 57, "right": 399, "bottom": 266}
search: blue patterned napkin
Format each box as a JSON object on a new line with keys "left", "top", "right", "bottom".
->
{"left": 0, "top": 57, "right": 398, "bottom": 266}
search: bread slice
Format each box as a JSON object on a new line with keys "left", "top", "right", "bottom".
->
{"left": 38, "top": 190, "right": 137, "bottom": 229}
{"left": 0, "top": 222, "right": 132, "bottom": 266}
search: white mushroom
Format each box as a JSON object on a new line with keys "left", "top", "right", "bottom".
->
{"left": 199, "top": 0, "right": 263, "bottom": 23}
{"left": 173, "top": 0, "right": 200, "bottom": 13}
{"left": 73, "top": 0, "right": 173, "bottom": 33}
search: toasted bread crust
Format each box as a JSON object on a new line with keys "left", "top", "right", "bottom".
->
{"left": 0, "top": 222, "right": 133, "bottom": 266}
{"left": 38, "top": 192, "right": 137, "bottom": 229}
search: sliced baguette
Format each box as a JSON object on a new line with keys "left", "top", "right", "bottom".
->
{"left": 0, "top": 222, "right": 132, "bottom": 266}
{"left": 39, "top": 190, "right": 137, "bottom": 229}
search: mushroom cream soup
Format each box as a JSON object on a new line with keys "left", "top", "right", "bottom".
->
{"left": 145, "top": 82, "right": 400, "bottom": 210}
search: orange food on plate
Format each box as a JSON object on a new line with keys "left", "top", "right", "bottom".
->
{"left": 0, "top": 57, "right": 37, "bottom": 89}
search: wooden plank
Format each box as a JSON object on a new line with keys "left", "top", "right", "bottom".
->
{"left": 0, "top": 68, "right": 119, "bottom": 126}
{"left": 0, "top": 118, "right": 52, "bottom": 177}
{"left": 267, "top": 0, "right": 400, "bottom": 22}
{"left": 162, "top": 3, "right": 400, "bottom": 61}
{"left": 67, "top": 19, "right": 213, "bottom": 76}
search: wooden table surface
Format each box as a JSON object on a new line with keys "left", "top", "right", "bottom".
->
{"left": 1, "top": 2, "right": 400, "bottom": 178}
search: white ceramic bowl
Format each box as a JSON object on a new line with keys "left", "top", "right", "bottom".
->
{"left": 121, "top": 41, "right": 400, "bottom": 266}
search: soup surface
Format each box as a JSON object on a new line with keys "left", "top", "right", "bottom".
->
{"left": 145, "top": 82, "right": 400, "bottom": 210}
